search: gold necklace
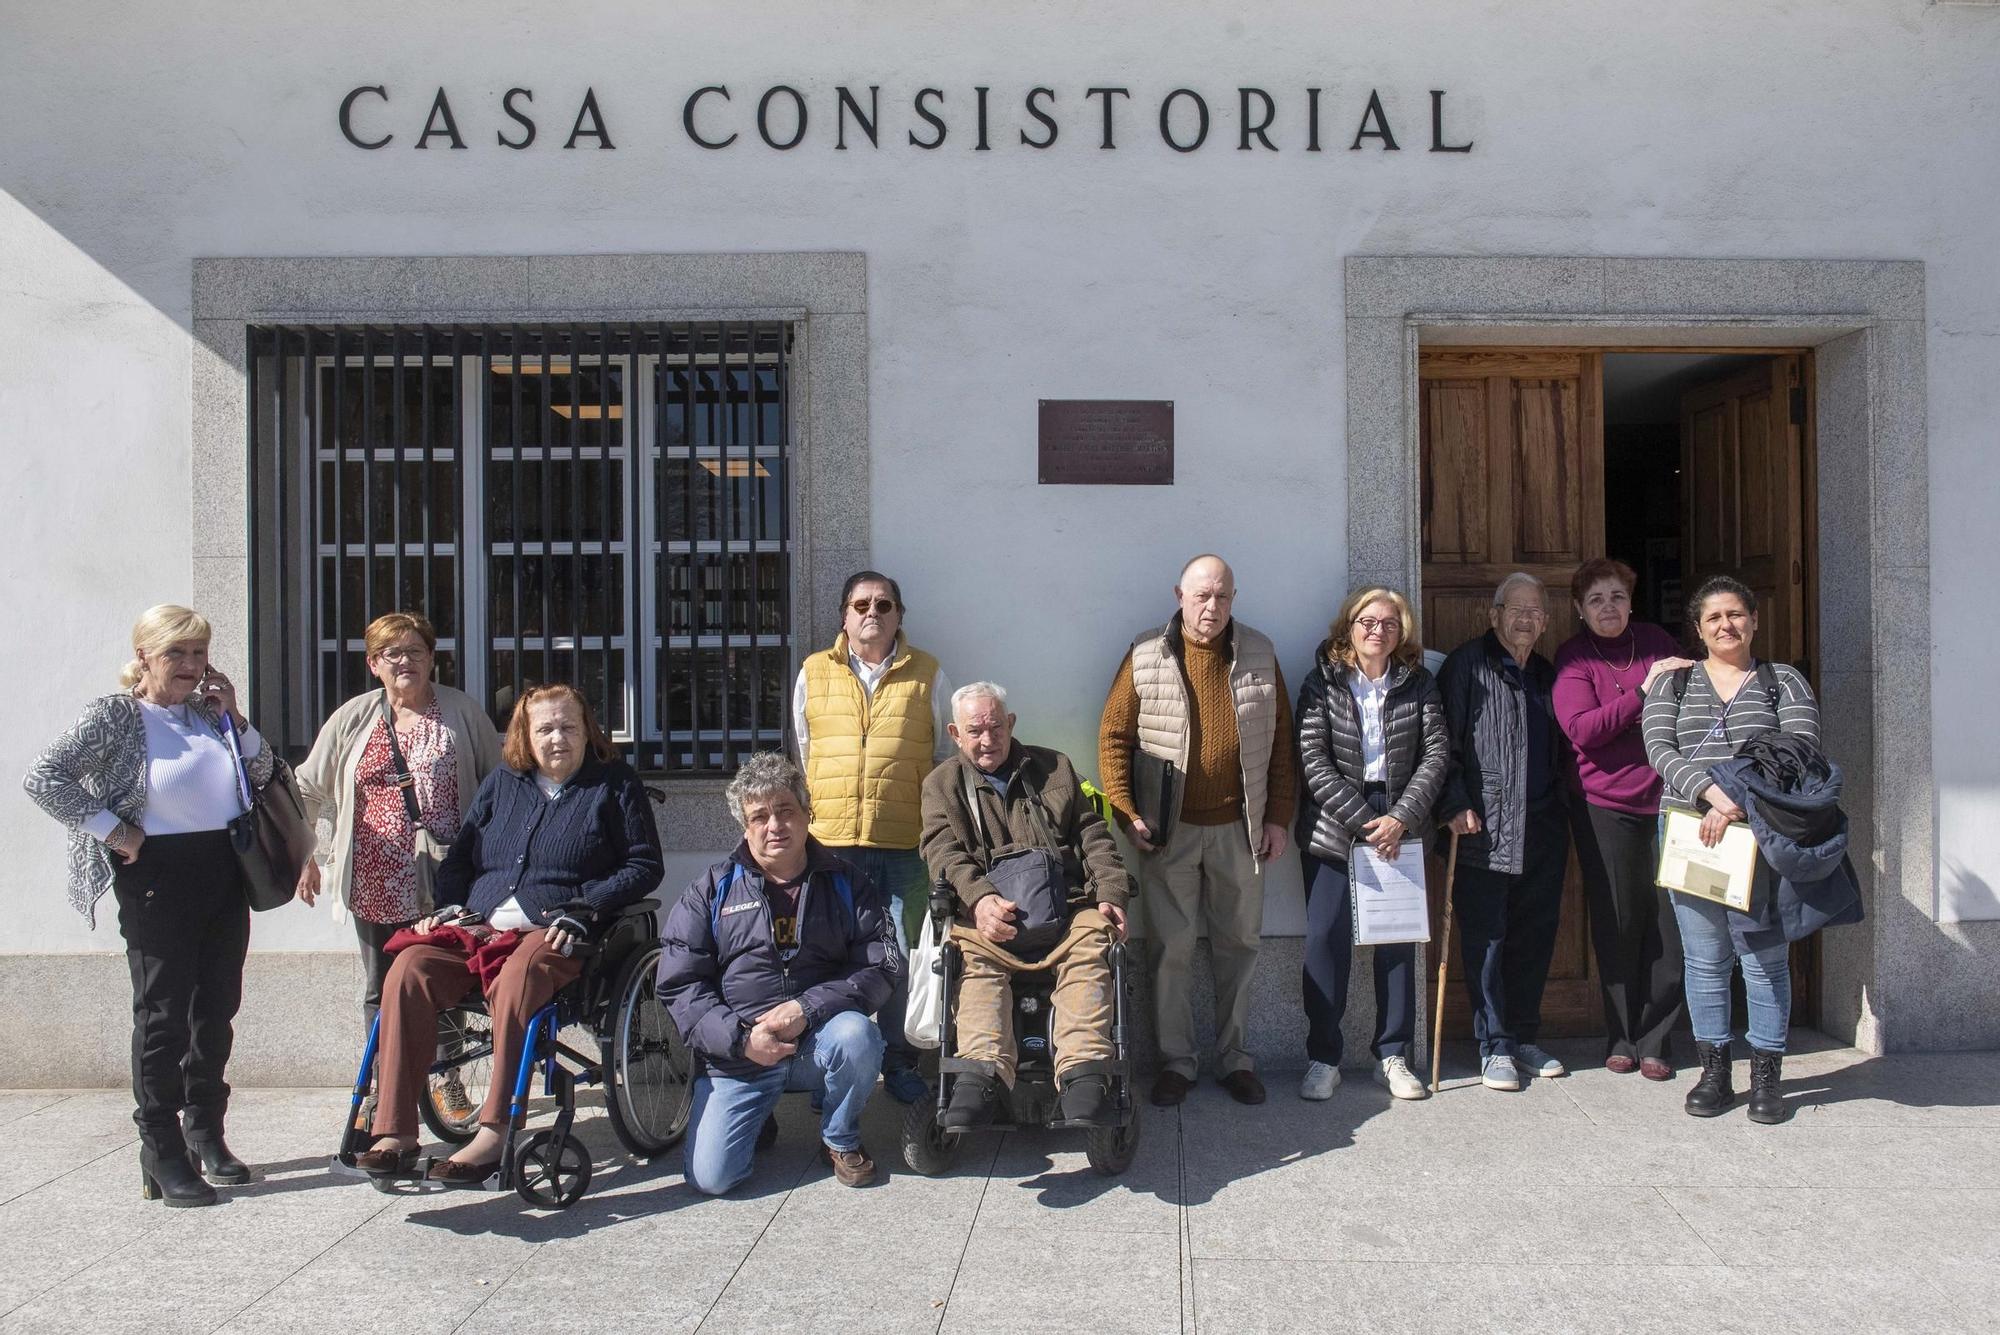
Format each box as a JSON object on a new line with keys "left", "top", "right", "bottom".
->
{"left": 1590, "top": 631, "right": 1638, "bottom": 673}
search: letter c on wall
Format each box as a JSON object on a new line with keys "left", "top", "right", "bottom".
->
{"left": 684, "top": 85, "right": 737, "bottom": 149}
{"left": 339, "top": 85, "right": 392, "bottom": 149}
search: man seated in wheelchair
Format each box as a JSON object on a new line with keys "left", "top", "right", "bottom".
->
{"left": 354, "top": 684, "right": 664, "bottom": 1183}
{"left": 919, "top": 681, "right": 1131, "bottom": 1130}
{"left": 657, "top": 752, "right": 903, "bottom": 1194}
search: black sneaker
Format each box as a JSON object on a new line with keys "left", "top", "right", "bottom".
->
{"left": 940, "top": 1074, "right": 999, "bottom": 1130}
{"left": 1059, "top": 1074, "right": 1110, "bottom": 1123}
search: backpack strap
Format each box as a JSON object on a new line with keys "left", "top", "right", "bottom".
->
{"left": 708, "top": 862, "right": 741, "bottom": 944}
{"left": 1669, "top": 664, "right": 1696, "bottom": 707}
{"left": 1755, "top": 660, "right": 1784, "bottom": 712}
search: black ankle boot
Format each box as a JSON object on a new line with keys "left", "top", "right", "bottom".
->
{"left": 1684, "top": 1040, "right": 1735, "bottom": 1118}
{"left": 1060, "top": 1075, "right": 1110, "bottom": 1124}
{"left": 940, "top": 1074, "right": 999, "bottom": 1130}
{"left": 140, "top": 1146, "right": 218, "bottom": 1207}
{"left": 185, "top": 1131, "right": 251, "bottom": 1185}
{"left": 1746, "top": 1049, "right": 1787, "bottom": 1124}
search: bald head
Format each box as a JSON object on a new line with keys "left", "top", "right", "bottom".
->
{"left": 1175, "top": 554, "right": 1236, "bottom": 644}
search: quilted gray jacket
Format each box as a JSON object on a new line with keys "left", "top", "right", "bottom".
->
{"left": 1294, "top": 652, "right": 1448, "bottom": 865}
{"left": 24, "top": 694, "right": 276, "bottom": 925}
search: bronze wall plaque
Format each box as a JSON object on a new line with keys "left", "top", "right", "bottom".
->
{"left": 1038, "top": 399, "right": 1174, "bottom": 485}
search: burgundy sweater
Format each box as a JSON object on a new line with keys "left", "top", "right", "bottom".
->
{"left": 1552, "top": 622, "right": 1682, "bottom": 815}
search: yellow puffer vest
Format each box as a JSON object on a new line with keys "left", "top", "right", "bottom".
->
{"left": 1130, "top": 618, "right": 1280, "bottom": 859}
{"left": 802, "top": 633, "right": 941, "bottom": 849}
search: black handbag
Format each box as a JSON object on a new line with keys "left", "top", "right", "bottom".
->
{"left": 962, "top": 766, "right": 1070, "bottom": 962}
{"left": 219, "top": 716, "right": 314, "bottom": 912}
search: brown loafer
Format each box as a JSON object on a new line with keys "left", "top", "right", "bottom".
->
{"left": 1149, "top": 1070, "right": 1194, "bottom": 1107}
{"left": 824, "top": 1143, "right": 876, "bottom": 1187}
{"left": 354, "top": 1145, "right": 420, "bottom": 1176}
{"left": 1606, "top": 1054, "right": 1639, "bottom": 1075}
{"left": 1640, "top": 1057, "right": 1675, "bottom": 1082}
{"left": 1220, "top": 1070, "right": 1267, "bottom": 1106}
{"left": 426, "top": 1156, "right": 500, "bottom": 1187}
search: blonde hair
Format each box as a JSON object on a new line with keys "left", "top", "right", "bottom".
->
{"left": 1326, "top": 587, "right": 1423, "bottom": 671}
{"left": 120, "top": 604, "right": 212, "bottom": 690}
{"left": 365, "top": 611, "right": 437, "bottom": 659}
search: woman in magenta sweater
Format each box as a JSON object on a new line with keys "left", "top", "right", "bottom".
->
{"left": 1553, "top": 559, "right": 1694, "bottom": 1079}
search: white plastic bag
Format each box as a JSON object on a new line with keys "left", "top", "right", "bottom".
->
{"left": 903, "top": 908, "right": 945, "bottom": 1049}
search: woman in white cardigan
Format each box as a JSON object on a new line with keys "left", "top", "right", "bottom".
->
{"left": 295, "top": 612, "right": 502, "bottom": 1042}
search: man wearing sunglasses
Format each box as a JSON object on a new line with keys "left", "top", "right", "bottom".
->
{"left": 791, "top": 570, "right": 955, "bottom": 1103}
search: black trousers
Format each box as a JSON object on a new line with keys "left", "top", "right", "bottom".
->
{"left": 109, "top": 830, "right": 250, "bottom": 1152}
{"left": 1299, "top": 792, "right": 1416, "bottom": 1065}
{"left": 1572, "top": 802, "right": 1685, "bottom": 1061}
{"left": 1454, "top": 801, "right": 1569, "bottom": 1059}
{"left": 353, "top": 911, "right": 418, "bottom": 1035}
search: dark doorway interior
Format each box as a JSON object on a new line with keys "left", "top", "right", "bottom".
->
{"left": 1601, "top": 353, "right": 1763, "bottom": 638}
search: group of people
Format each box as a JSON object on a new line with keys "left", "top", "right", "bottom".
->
{"left": 24, "top": 549, "right": 1846, "bottom": 1207}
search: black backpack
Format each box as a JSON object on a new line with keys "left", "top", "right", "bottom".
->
{"left": 1668, "top": 660, "right": 1783, "bottom": 712}
{"left": 960, "top": 766, "right": 1071, "bottom": 963}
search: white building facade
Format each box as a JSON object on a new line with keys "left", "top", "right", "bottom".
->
{"left": 4, "top": 1, "right": 1997, "bottom": 1082}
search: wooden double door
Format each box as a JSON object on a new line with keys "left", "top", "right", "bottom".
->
{"left": 1417, "top": 346, "right": 1814, "bottom": 1038}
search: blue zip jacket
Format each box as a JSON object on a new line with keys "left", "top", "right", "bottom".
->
{"left": 433, "top": 756, "right": 664, "bottom": 925}
{"left": 1708, "top": 750, "right": 1863, "bottom": 953}
{"left": 656, "top": 839, "right": 903, "bottom": 1079}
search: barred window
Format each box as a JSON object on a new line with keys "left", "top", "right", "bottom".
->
{"left": 246, "top": 322, "right": 793, "bottom": 775}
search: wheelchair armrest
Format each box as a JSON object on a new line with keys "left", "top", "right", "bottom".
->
{"left": 928, "top": 876, "right": 958, "bottom": 924}
{"left": 616, "top": 897, "right": 660, "bottom": 919}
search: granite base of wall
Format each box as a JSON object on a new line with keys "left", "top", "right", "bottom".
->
{"left": 3, "top": 939, "right": 1387, "bottom": 1089}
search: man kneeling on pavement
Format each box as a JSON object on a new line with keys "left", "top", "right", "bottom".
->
{"left": 920, "top": 681, "right": 1130, "bottom": 1129}
{"left": 658, "top": 752, "right": 903, "bottom": 1193}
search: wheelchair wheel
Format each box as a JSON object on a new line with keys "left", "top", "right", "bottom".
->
{"left": 900, "top": 1088, "right": 962, "bottom": 1177}
{"left": 419, "top": 1007, "right": 494, "bottom": 1146}
{"left": 1085, "top": 1100, "right": 1141, "bottom": 1177}
{"left": 514, "top": 1127, "right": 592, "bottom": 1209}
{"left": 603, "top": 944, "right": 695, "bottom": 1158}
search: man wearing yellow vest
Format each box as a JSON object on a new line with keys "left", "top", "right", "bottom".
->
{"left": 792, "top": 570, "right": 954, "bottom": 1104}
{"left": 1099, "top": 554, "right": 1296, "bottom": 1109}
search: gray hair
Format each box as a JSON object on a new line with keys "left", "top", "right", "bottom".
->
{"left": 725, "top": 751, "right": 812, "bottom": 828}
{"left": 1492, "top": 571, "right": 1547, "bottom": 608}
{"left": 950, "top": 681, "right": 1009, "bottom": 716}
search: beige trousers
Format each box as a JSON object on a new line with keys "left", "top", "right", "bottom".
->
{"left": 1141, "top": 820, "right": 1263, "bottom": 1079}
{"left": 952, "top": 909, "right": 1115, "bottom": 1087}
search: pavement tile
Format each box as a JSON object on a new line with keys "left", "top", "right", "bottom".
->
{"left": 1659, "top": 1186, "right": 2000, "bottom": 1269}
{"left": 973, "top": 1120, "right": 1179, "bottom": 1235}
{"left": 940, "top": 1225, "right": 1180, "bottom": 1334}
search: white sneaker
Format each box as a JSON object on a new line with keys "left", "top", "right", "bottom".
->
{"left": 1518, "top": 1044, "right": 1568, "bottom": 1078}
{"left": 1375, "top": 1055, "right": 1429, "bottom": 1101}
{"left": 1481, "top": 1054, "right": 1523, "bottom": 1091}
{"left": 1299, "top": 1061, "right": 1341, "bottom": 1101}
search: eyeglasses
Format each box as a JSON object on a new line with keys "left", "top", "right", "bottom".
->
{"left": 1499, "top": 605, "right": 1548, "bottom": 621}
{"left": 1352, "top": 617, "right": 1401, "bottom": 635}
{"left": 375, "top": 646, "right": 431, "bottom": 663}
{"left": 849, "top": 598, "right": 897, "bottom": 615}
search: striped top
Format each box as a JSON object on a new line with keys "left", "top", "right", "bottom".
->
{"left": 1642, "top": 660, "right": 1819, "bottom": 807}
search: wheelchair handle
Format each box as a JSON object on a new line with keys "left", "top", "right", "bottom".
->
{"left": 928, "top": 875, "right": 958, "bottom": 924}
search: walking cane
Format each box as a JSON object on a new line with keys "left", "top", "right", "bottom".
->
{"left": 1429, "top": 829, "right": 1462, "bottom": 1094}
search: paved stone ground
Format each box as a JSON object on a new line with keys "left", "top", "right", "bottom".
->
{"left": 1, "top": 1034, "right": 1997, "bottom": 1334}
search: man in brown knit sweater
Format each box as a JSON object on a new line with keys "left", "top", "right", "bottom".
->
{"left": 1098, "top": 554, "right": 1295, "bottom": 1107}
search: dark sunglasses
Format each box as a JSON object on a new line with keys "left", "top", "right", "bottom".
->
{"left": 849, "top": 598, "right": 897, "bottom": 615}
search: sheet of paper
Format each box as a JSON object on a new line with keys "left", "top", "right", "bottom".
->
{"left": 1351, "top": 841, "right": 1433, "bottom": 945}
{"left": 1656, "top": 806, "right": 1759, "bottom": 911}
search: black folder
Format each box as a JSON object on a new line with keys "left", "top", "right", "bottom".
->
{"left": 1131, "top": 750, "right": 1179, "bottom": 844}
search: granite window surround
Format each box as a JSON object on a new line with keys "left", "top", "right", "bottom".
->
{"left": 192, "top": 252, "right": 869, "bottom": 852}
{"left": 1344, "top": 254, "right": 1942, "bottom": 1052}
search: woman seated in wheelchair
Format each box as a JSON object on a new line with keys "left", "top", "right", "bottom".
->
{"left": 657, "top": 752, "right": 903, "bottom": 1193}
{"left": 918, "top": 682, "right": 1130, "bottom": 1129}
{"left": 353, "top": 684, "right": 663, "bottom": 1184}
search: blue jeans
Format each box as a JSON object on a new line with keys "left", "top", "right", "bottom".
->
{"left": 1672, "top": 892, "right": 1791, "bottom": 1054}
{"left": 1300, "top": 816, "right": 1416, "bottom": 1064}
{"left": 826, "top": 845, "right": 928, "bottom": 1071}
{"left": 682, "top": 1009, "right": 886, "bottom": 1196}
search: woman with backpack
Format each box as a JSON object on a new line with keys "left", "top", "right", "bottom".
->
{"left": 1553, "top": 559, "right": 1693, "bottom": 1080}
{"left": 1642, "top": 575, "right": 1820, "bottom": 1124}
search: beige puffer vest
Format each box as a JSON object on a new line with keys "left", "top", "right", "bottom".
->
{"left": 1129, "top": 618, "right": 1280, "bottom": 860}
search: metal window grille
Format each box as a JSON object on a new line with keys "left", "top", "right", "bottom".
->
{"left": 246, "top": 321, "right": 793, "bottom": 775}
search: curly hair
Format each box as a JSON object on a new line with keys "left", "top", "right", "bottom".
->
{"left": 724, "top": 751, "right": 812, "bottom": 828}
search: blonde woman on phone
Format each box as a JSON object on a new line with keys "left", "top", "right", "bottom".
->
{"left": 25, "top": 605, "right": 276, "bottom": 1207}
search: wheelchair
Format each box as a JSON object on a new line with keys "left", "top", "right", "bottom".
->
{"left": 901, "top": 881, "right": 1142, "bottom": 1177}
{"left": 332, "top": 896, "right": 695, "bottom": 1209}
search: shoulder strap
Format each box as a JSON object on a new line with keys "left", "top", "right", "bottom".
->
{"left": 828, "top": 869, "right": 857, "bottom": 927}
{"left": 1755, "top": 661, "right": 1784, "bottom": 711}
{"left": 1670, "top": 665, "right": 1696, "bottom": 707}
{"left": 961, "top": 763, "right": 989, "bottom": 849}
{"left": 379, "top": 693, "right": 424, "bottom": 826}
{"left": 708, "top": 863, "right": 741, "bottom": 943}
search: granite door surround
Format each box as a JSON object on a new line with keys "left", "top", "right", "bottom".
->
{"left": 190, "top": 252, "right": 869, "bottom": 850}
{"left": 1343, "top": 255, "right": 1931, "bottom": 1052}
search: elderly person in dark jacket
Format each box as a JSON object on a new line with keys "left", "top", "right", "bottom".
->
{"left": 920, "top": 682, "right": 1132, "bottom": 1130}
{"left": 1436, "top": 572, "right": 1572, "bottom": 1092}
{"left": 1294, "top": 588, "right": 1447, "bottom": 1104}
{"left": 658, "top": 752, "right": 901, "bottom": 1194}
{"left": 354, "top": 684, "right": 663, "bottom": 1184}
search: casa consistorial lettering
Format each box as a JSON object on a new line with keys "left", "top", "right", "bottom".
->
{"left": 337, "top": 82, "right": 1476, "bottom": 155}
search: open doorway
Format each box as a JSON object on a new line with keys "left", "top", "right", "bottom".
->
{"left": 1418, "top": 345, "right": 1819, "bottom": 1037}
